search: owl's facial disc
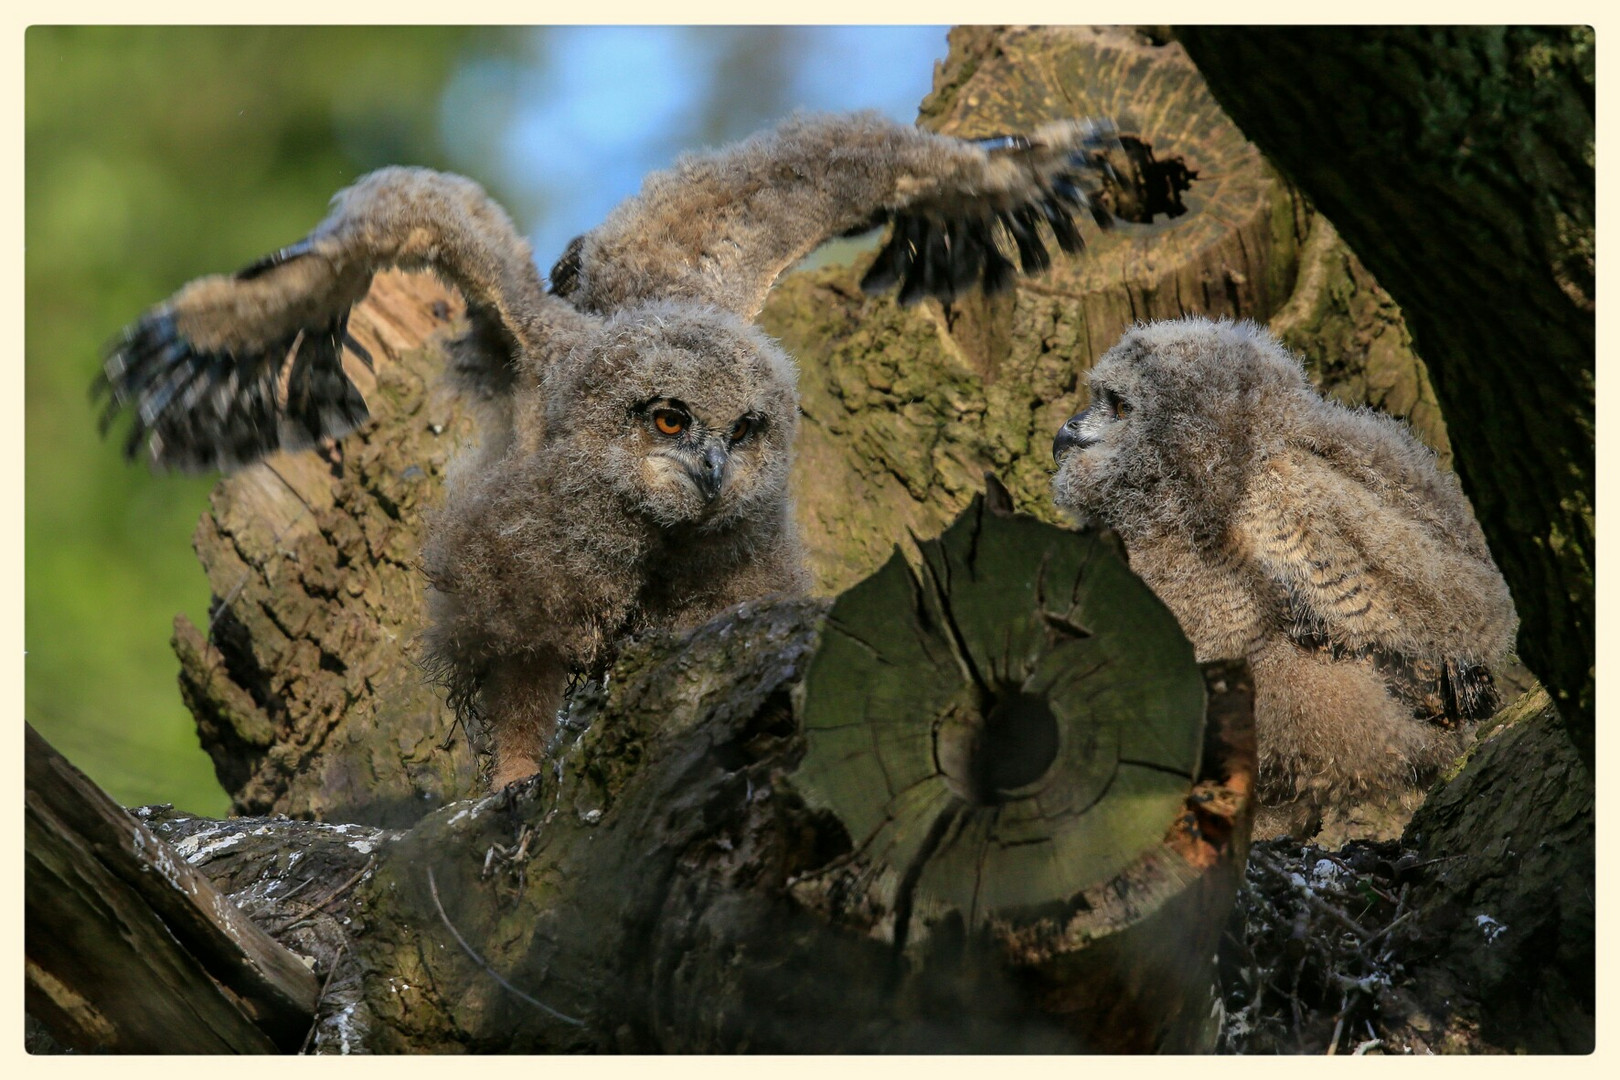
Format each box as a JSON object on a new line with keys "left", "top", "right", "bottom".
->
{"left": 641, "top": 397, "right": 767, "bottom": 511}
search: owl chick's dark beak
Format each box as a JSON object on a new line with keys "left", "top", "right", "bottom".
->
{"left": 689, "top": 442, "right": 728, "bottom": 503}
{"left": 1053, "top": 411, "right": 1094, "bottom": 462}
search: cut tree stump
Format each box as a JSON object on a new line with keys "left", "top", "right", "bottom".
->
{"left": 785, "top": 492, "right": 1256, "bottom": 1053}
{"left": 332, "top": 497, "right": 1254, "bottom": 1052}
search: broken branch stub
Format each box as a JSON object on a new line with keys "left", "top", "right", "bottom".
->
{"left": 25, "top": 724, "right": 320, "bottom": 1053}
{"left": 788, "top": 492, "right": 1253, "bottom": 1052}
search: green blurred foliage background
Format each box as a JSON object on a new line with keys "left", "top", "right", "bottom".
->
{"left": 25, "top": 25, "right": 947, "bottom": 816}
{"left": 25, "top": 27, "right": 511, "bottom": 814}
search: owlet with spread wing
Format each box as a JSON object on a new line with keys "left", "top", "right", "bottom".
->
{"left": 100, "top": 112, "right": 1123, "bottom": 788}
{"left": 1051, "top": 317, "right": 1518, "bottom": 831}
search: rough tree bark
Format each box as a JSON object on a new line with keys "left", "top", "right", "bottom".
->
{"left": 25, "top": 725, "right": 319, "bottom": 1053}
{"left": 171, "top": 271, "right": 480, "bottom": 824}
{"left": 1391, "top": 688, "right": 1594, "bottom": 1052}
{"left": 1176, "top": 25, "right": 1595, "bottom": 761}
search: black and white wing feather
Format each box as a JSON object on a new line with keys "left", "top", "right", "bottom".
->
{"left": 96, "top": 168, "right": 573, "bottom": 472}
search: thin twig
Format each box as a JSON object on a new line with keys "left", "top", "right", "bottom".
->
{"left": 276, "top": 874, "right": 318, "bottom": 904}
{"left": 299, "top": 941, "right": 346, "bottom": 1055}
{"left": 425, "top": 865, "right": 584, "bottom": 1027}
{"left": 1296, "top": 886, "right": 1373, "bottom": 941}
{"left": 1363, "top": 907, "right": 1418, "bottom": 950}
{"left": 272, "top": 856, "right": 376, "bottom": 932}
{"left": 1327, "top": 1003, "right": 1346, "bottom": 1055}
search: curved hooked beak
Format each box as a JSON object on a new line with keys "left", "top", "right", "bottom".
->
{"left": 1052, "top": 410, "right": 1096, "bottom": 462}
{"left": 686, "top": 440, "right": 728, "bottom": 503}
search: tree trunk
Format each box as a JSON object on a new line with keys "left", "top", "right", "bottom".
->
{"left": 32, "top": 501, "right": 1257, "bottom": 1054}
{"left": 1392, "top": 688, "right": 1594, "bottom": 1052}
{"left": 1175, "top": 25, "right": 1595, "bottom": 762}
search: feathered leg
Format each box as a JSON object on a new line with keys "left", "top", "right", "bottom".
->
{"left": 481, "top": 654, "right": 570, "bottom": 790}
{"left": 1249, "top": 638, "right": 1467, "bottom": 817}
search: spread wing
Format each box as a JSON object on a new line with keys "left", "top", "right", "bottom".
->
{"left": 1242, "top": 435, "right": 1517, "bottom": 722}
{"left": 96, "top": 167, "right": 590, "bottom": 472}
{"left": 548, "top": 111, "right": 1124, "bottom": 320}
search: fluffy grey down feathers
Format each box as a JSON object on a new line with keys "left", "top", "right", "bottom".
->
{"left": 1052, "top": 317, "right": 1518, "bottom": 828}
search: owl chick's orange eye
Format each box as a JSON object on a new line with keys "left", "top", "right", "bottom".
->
{"left": 730, "top": 417, "right": 752, "bottom": 442}
{"left": 653, "top": 409, "right": 687, "bottom": 436}
{"left": 1111, "top": 396, "right": 1132, "bottom": 420}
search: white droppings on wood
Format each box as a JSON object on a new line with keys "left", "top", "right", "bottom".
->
{"left": 1309, "top": 859, "right": 1344, "bottom": 885}
{"left": 130, "top": 828, "right": 189, "bottom": 893}
{"left": 443, "top": 793, "right": 500, "bottom": 830}
{"left": 333, "top": 1002, "right": 361, "bottom": 1054}
{"left": 173, "top": 828, "right": 247, "bottom": 863}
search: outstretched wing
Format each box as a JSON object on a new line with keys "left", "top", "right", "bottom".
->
{"left": 96, "top": 168, "right": 583, "bottom": 472}
{"left": 549, "top": 111, "right": 1124, "bottom": 320}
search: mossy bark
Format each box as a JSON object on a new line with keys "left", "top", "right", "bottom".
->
{"left": 770, "top": 25, "right": 1311, "bottom": 591}
{"left": 1391, "top": 688, "right": 1594, "bottom": 1052}
{"left": 174, "top": 270, "right": 479, "bottom": 824}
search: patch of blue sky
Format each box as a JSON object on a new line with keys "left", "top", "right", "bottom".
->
{"left": 784, "top": 26, "right": 949, "bottom": 121}
{"left": 439, "top": 26, "right": 948, "bottom": 271}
